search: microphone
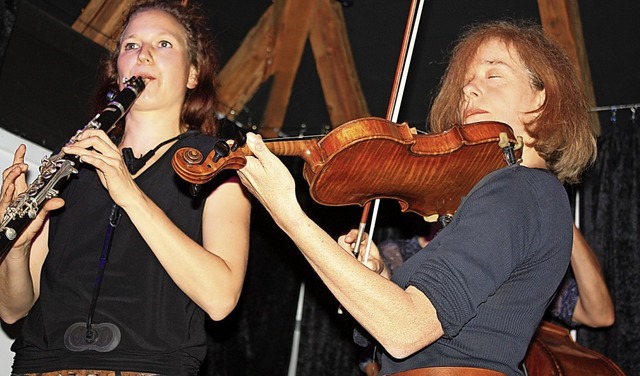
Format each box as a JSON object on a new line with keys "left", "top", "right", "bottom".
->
{"left": 123, "top": 147, "right": 154, "bottom": 175}
{"left": 121, "top": 131, "right": 198, "bottom": 175}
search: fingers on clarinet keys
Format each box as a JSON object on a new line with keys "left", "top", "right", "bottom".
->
{"left": 64, "top": 322, "right": 121, "bottom": 352}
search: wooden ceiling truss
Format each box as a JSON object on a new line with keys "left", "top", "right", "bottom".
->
{"left": 73, "top": 0, "right": 598, "bottom": 135}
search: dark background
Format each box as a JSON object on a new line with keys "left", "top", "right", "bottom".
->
{"left": 2, "top": 0, "right": 639, "bottom": 148}
{"left": 1, "top": 1, "right": 639, "bottom": 375}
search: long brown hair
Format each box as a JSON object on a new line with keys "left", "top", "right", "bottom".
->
{"left": 429, "top": 20, "right": 596, "bottom": 184}
{"left": 93, "top": 0, "right": 219, "bottom": 136}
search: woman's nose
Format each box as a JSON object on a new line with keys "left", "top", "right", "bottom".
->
{"left": 137, "top": 46, "right": 152, "bottom": 64}
{"left": 462, "top": 79, "right": 480, "bottom": 98}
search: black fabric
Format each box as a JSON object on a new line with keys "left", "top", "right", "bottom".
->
{"left": 578, "top": 114, "right": 640, "bottom": 375}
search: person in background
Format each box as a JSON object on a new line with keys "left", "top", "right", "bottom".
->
{"left": 550, "top": 224, "right": 614, "bottom": 328}
{"left": 0, "top": 1, "right": 250, "bottom": 374}
{"left": 236, "top": 19, "right": 597, "bottom": 375}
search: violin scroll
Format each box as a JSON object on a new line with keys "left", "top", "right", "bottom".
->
{"left": 172, "top": 142, "right": 249, "bottom": 185}
{"left": 182, "top": 148, "right": 204, "bottom": 165}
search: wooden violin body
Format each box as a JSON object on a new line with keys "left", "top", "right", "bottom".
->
{"left": 172, "top": 116, "right": 520, "bottom": 219}
{"left": 524, "top": 321, "right": 625, "bottom": 375}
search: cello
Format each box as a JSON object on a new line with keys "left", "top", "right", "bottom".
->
{"left": 523, "top": 321, "right": 625, "bottom": 375}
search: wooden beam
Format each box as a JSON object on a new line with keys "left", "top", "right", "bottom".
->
{"left": 72, "top": 0, "right": 371, "bottom": 139}
{"left": 216, "top": 6, "right": 275, "bottom": 120}
{"left": 260, "top": 0, "right": 320, "bottom": 138}
{"left": 309, "top": 0, "right": 370, "bottom": 126}
{"left": 72, "top": 0, "right": 133, "bottom": 50}
{"left": 537, "top": 0, "right": 601, "bottom": 134}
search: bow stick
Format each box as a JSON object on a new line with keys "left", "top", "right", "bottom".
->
{"left": 355, "top": 0, "right": 425, "bottom": 264}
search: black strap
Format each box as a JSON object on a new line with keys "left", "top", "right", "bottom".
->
{"left": 123, "top": 130, "right": 198, "bottom": 174}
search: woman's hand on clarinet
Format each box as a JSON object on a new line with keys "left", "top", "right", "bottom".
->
{"left": 62, "top": 129, "right": 140, "bottom": 208}
{"left": 1, "top": 144, "right": 64, "bottom": 252}
{"left": 338, "top": 229, "right": 390, "bottom": 279}
{"left": 1, "top": 145, "right": 29, "bottom": 213}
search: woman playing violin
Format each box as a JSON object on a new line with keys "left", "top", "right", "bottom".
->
{"left": 237, "top": 20, "right": 596, "bottom": 375}
{"left": 0, "top": 1, "right": 250, "bottom": 374}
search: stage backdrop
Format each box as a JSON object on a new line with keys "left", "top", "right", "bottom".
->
{"left": 579, "top": 113, "right": 640, "bottom": 375}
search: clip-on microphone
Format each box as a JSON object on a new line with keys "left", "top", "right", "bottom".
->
{"left": 122, "top": 131, "right": 198, "bottom": 175}
{"left": 122, "top": 147, "right": 153, "bottom": 175}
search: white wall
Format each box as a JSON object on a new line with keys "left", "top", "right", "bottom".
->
{"left": 0, "top": 128, "right": 51, "bottom": 374}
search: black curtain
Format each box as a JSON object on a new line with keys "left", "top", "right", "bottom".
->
{"left": 0, "top": 0, "right": 19, "bottom": 71}
{"left": 578, "top": 112, "right": 640, "bottom": 375}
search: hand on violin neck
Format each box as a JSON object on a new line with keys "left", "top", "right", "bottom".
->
{"left": 237, "top": 133, "right": 302, "bottom": 226}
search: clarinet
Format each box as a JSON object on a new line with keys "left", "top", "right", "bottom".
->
{"left": 0, "top": 77, "right": 145, "bottom": 260}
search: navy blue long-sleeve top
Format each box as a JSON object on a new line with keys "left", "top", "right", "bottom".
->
{"left": 380, "top": 165, "right": 573, "bottom": 375}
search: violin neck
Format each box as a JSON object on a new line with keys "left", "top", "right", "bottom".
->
{"left": 264, "top": 138, "right": 322, "bottom": 168}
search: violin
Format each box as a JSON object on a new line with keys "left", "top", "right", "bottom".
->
{"left": 523, "top": 321, "right": 625, "bottom": 375}
{"left": 172, "top": 116, "right": 521, "bottom": 220}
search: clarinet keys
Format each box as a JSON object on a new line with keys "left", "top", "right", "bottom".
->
{"left": 3, "top": 228, "right": 17, "bottom": 241}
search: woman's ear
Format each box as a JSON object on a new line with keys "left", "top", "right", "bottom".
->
{"left": 187, "top": 66, "right": 198, "bottom": 89}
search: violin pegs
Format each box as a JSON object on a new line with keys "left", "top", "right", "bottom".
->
{"left": 212, "top": 141, "right": 231, "bottom": 163}
{"left": 231, "top": 131, "right": 247, "bottom": 152}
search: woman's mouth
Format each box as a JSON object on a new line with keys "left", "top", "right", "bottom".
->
{"left": 463, "top": 108, "right": 489, "bottom": 122}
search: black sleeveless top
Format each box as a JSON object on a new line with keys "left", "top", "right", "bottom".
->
{"left": 12, "top": 134, "right": 227, "bottom": 375}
